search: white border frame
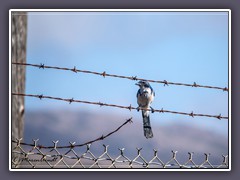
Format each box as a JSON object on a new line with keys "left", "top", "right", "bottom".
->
{"left": 9, "top": 9, "right": 231, "bottom": 171}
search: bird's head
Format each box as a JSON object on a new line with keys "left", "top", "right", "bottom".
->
{"left": 135, "top": 80, "right": 150, "bottom": 88}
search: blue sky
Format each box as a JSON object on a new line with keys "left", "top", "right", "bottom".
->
{"left": 25, "top": 11, "right": 229, "bottom": 136}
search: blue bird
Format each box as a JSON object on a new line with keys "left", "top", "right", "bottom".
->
{"left": 135, "top": 80, "right": 155, "bottom": 138}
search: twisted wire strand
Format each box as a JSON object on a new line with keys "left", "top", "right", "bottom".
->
{"left": 12, "top": 92, "right": 228, "bottom": 120}
{"left": 12, "top": 117, "right": 133, "bottom": 149}
{"left": 12, "top": 62, "right": 228, "bottom": 92}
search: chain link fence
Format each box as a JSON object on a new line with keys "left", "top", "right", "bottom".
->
{"left": 12, "top": 139, "right": 228, "bottom": 169}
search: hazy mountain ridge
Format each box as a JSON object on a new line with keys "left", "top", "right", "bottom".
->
{"left": 24, "top": 109, "right": 228, "bottom": 165}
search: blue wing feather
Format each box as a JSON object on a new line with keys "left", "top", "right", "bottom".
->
{"left": 136, "top": 89, "right": 141, "bottom": 98}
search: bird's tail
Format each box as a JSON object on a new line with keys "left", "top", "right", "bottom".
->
{"left": 142, "top": 110, "right": 153, "bottom": 138}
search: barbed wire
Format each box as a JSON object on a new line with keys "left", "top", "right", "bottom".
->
{"left": 12, "top": 92, "right": 228, "bottom": 120}
{"left": 12, "top": 139, "right": 229, "bottom": 169}
{"left": 12, "top": 117, "right": 133, "bottom": 149}
{"left": 12, "top": 62, "right": 228, "bottom": 92}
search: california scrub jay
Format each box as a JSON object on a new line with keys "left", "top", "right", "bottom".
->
{"left": 136, "top": 80, "right": 155, "bottom": 138}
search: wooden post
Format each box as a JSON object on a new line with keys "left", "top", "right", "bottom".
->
{"left": 11, "top": 11, "right": 27, "bottom": 163}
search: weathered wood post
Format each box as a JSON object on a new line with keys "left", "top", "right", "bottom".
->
{"left": 11, "top": 11, "right": 27, "bottom": 164}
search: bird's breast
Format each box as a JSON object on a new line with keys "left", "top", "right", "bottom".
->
{"left": 137, "top": 89, "right": 154, "bottom": 107}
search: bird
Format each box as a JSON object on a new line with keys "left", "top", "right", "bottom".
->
{"left": 135, "top": 80, "right": 155, "bottom": 138}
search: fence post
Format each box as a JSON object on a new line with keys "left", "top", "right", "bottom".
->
{"left": 11, "top": 11, "right": 27, "bottom": 163}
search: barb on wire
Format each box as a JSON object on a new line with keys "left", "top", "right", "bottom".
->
{"left": 12, "top": 62, "right": 228, "bottom": 92}
{"left": 12, "top": 93, "right": 228, "bottom": 120}
{"left": 12, "top": 117, "right": 133, "bottom": 149}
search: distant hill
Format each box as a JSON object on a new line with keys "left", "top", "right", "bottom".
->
{"left": 24, "top": 109, "right": 228, "bottom": 166}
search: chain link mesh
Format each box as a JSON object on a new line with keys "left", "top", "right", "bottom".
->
{"left": 12, "top": 139, "right": 228, "bottom": 169}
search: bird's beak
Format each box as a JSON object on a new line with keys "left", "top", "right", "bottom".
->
{"left": 135, "top": 82, "right": 140, "bottom": 86}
